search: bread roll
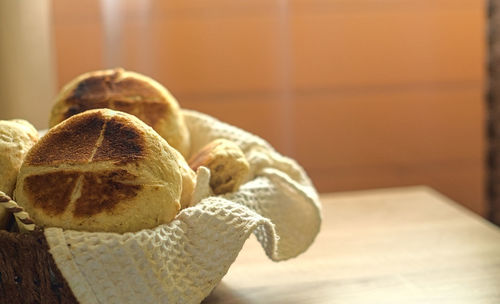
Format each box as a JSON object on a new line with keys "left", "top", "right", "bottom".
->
{"left": 15, "top": 109, "right": 182, "bottom": 233}
{"left": 49, "top": 68, "right": 190, "bottom": 157}
{"left": 189, "top": 139, "right": 249, "bottom": 195}
{"left": 174, "top": 148, "right": 196, "bottom": 209}
{"left": 0, "top": 119, "right": 39, "bottom": 229}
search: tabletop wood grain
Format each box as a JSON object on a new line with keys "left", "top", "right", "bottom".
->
{"left": 203, "top": 186, "right": 500, "bottom": 304}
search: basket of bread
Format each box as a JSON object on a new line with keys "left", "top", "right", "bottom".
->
{"left": 0, "top": 68, "right": 322, "bottom": 304}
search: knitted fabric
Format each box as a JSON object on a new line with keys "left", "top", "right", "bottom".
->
{"left": 44, "top": 110, "right": 322, "bottom": 304}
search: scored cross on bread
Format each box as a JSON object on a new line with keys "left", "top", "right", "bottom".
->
{"left": 14, "top": 109, "right": 188, "bottom": 233}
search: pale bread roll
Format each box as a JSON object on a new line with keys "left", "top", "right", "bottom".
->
{"left": 174, "top": 148, "right": 196, "bottom": 209}
{"left": 49, "top": 68, "right": 190, "bottom": 157}
{"left": 0, "top": 119, "right": 39, "bottom": 229}
{"left": 189, "top": 139, "right": 250, "bottom": 195}
{"left": 15, "top": 109, "right": 182, "bottom": 233}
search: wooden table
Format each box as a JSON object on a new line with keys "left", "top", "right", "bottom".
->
{"left": 203, "top": 186, "right": 500, "bottom": 303}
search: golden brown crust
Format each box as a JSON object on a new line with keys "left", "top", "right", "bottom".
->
{"left": 16, "top": 109, "right": 182, "bottom": 233}
{"left": 92, "top": 116, "right": 145, "bottom": 164}
{"left": 73, "top": 170, "right": 140, "bottom": 217}
{"left": 24, "top": 171, "right": 79, "bottom": 216}
{"left": 27, "top": 111, "right": 105, "bottom": 166}
{"left": 24, "top": 169, "right": 142, "bottom": 218}
{"left": 61, "top": 69, "right": 169, "bottom": 128}
{"left": 49, "top": 68, "right": 190, "bottom": 157}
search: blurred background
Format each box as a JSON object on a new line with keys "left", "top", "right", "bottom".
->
{"left": 0, "top": 1, "right": 485, "bottom": 216}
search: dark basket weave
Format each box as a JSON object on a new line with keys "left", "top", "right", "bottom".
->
{"left": 0, "top": 229, "right": 77, "bottom": 304}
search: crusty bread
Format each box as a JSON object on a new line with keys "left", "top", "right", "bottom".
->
{"left": 15, "top": 109, "right": 182, "bottom": 233}
{"left": 189, "top": 139, "right": 249, "bottom": 195}
{"left": 49, "top": 68, "right": 190, "bottom": 157}
{"left": 0, "top": 119, "right": 39, "bottom": 229}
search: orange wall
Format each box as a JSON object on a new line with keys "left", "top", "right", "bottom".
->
{"left": 51, "top": 0, "right": 486, "bottom": 214}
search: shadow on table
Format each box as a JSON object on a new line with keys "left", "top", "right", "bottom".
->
{"left": 202, "top": 282, "right": 250, "bottom": 304}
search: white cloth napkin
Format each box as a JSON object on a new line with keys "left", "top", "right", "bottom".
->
{"left": 44, "top": 110, "right": 322, "bottom": 304}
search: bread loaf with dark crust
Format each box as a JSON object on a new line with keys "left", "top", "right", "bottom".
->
{"left": 15, "top": 109, "right": 183, "bottom": 233}
{"left": 49, "top": 68, "right": 191, "bottom": 157}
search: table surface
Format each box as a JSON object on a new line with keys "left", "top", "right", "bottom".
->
{"left": 202, "top": 186, "right": 500, "bottom": 304}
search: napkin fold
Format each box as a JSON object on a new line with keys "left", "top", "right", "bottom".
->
{"left": 44, "top": 110, "right": 322, "bottom": 304}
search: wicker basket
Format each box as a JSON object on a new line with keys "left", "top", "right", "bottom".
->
{"left": 0, "top": 110, "right": 321, "bottom": 304}
{"left": 0, "top": 229, "right": 77, "bottom": 303}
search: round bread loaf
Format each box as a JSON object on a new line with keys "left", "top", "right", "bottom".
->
{"left": 189, "top": 139, "right": 250, "bottom": 195}
{"left": 15, "top": 109, "right": 182, "bottom": 233}
{"left": 0, "top": 119, "right": 39, "bottom": 229}
{"left": 49, "top": 68, "right": 190, "bottom": 157}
